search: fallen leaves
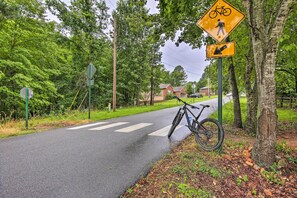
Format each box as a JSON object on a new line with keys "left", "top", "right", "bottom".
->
{"left": 122, "top": 134, "right": 297, "bottom": 198}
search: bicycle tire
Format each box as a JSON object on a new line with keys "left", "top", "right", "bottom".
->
{"left": 209, "top": 10, "right": 217, "bottom": 19}
{"left": 193, "top": 118, "right": 224, "bottom": 151}
{"left": 223, "top": 8, "right": 231, "bottom": 16}
{"left": 168, "top": 109, "right": 183, "bottom": 138}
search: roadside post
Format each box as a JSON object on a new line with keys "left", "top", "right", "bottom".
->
{"left": 20, "top": 87, "right": 33, "bottom": 129}
{"left": 86, "top": 62, "right": 96, "bottom": 119}
{"left": 196, "top": 0, "right": 245, "bottom": 152}
{"left": 192, "top": 83, "right": 196, "bottom": 102}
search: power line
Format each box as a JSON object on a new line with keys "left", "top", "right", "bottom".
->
{"left": 107, "top": 0, "right": 116, "bottom": 9}
{"left": 162, "top": 51, "right": 193, "bottom": 66}
{"left": 161, "top": 61, "right": 201, "bottom": 76}
{"left": 161, "top": 51, "right": 204, "bottom": 78}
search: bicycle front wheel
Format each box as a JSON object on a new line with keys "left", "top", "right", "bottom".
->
{"left": 194, "top": 118, "right": 224, "bottom": 151}
{"left": 168, "top": 109, "right": 183, "bottom": 138}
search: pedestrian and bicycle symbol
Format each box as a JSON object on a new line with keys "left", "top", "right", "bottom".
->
{"left": 196, "top": 0, "right": 245, "bottom": 43}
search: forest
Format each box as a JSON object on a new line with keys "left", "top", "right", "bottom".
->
{"left": 0, "top": 0, "right": 188, "bottom": 120}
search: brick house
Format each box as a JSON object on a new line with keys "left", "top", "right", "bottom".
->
{"left": 154, "top": 84, "right": 174, "bottom": 101}
{"left": 199, "top": 86, "right": 211, "bottom": 96}
{"left": 173, "top": 86, "right": 187, "bottom": 98}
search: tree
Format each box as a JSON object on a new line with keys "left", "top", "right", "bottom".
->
{"left": 0, "top": 0, "right": 69, "bottom": 119}
{"left": 168, "top": 65, "right": 187, "bottom": 87}
{"left": 46, "top": 0, "right": 110, "bottom": 109}
{"left": 277, "top": 9, "right": 297, "bottom": 95}
{"left": 243, "top": 0, "right": 296, "bottom": 167}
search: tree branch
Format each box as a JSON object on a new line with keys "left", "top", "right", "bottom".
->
{"left": 270, "top": 0, "right": 296, "bottom": 44}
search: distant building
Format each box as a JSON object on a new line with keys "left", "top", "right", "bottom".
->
{"left": 154, "top": 84, "right": 174, "bottom": 101}
{"left": 142, "top": 84, "right": 187, "bottom": 102}
{"left": 199, "top": 86, "right": 212, "bottom": 96}
{"left": 173, "top": 86, "right": 187, "bottom": 98}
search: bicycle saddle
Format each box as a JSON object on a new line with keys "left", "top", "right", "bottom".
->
{"left": 200, "top": 104, "right": 210, "bottom": 108}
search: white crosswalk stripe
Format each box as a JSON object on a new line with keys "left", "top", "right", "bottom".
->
{"left": 148, "top": 125, "right": 183, "bottom": 137}
{"left": 68, "top": 122, "right": 108, "bottom": 130}
{"left": 115, "top": 123, "right": 152, "bottom": 133}
{"left": 89, "top": 122, "right": 129, "bottom": 131}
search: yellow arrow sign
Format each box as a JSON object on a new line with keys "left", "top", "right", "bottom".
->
{"left": 197, "top": 0, "right": 245, "bottom": 43}
{"left": 206, "top": 42, "right": 235, "bottom": 58}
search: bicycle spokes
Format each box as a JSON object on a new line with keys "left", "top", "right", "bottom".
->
{"left": 195, "top": 120, "right": 220, "bottom": 149}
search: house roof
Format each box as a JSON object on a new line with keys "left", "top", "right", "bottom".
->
{"left": 173, "top": 86, "right": 184, "bottom": 92}
{"left": 200, "top": 86, "right": 209, "bottom": 90}
{"left": 159, "top": 84, "right": 171, "bottom": 89}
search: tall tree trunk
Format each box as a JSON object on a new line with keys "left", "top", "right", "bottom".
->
{"left": 243, "top": 0, "right": 296, "bottom": 167}
{"left": 228, "top": 59, "right": 243, "bottom": 128}
{"left": 245, "top": 39, "right": 257, "bottom": 134}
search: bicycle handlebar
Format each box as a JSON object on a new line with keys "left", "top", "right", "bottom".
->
{"left": 174, "top": 96, "right": 200, "bottom": 109}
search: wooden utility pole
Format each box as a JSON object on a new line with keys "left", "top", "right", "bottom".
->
{"left": 150, "top": 47, "right": 154, "bottom": 106}
{"left": 113, "top": 14, "right": 117, "bottom": 112}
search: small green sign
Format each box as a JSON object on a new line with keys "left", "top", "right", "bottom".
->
{"left": 87, "top": 63, "right": 96, "bottom": 79}
{"left": 87, "top": 79, "right": 94, "bottom": 86}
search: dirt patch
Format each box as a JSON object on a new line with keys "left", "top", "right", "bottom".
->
{"left": 123, "top": 131, "right": 297, "bottom": 197}
{"left": 34, "top": 120, "right": 90, "bottom": 131}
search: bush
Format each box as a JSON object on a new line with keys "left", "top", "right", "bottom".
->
{"left": 166, "top": 93, "right": 175, "bottom": 100}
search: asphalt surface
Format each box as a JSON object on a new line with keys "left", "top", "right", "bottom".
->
{"left": 0, "top": 97, "right": 229, "bottom": 198}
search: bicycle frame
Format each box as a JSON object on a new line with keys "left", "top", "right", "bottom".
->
{"left": 179, "top": 103, "right": 207, "bottom": 131}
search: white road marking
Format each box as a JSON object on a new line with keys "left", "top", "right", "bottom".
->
{"left": 89, "top": 122, "right": 129, "bottom": 131}
{"left": 115, "top": 123, "right": 153, "bottom": 133}
{"left": 148, "top": 125, "right": 183, "bottom": 137}
{"left": 68, "top": 122, "right": 108, "bottom": 130}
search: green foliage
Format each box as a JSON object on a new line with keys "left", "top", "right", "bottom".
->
{"left": 167, "top": 65, "right": 187, "bottom": 86}
{"left": 261, "top": 163, "right": 285, "bottom": 185}
{"left": 175, "top": 182, "right": 212, "bottom": 198}
{"left": 0, "top": 1, "right": 67, "bottom": 119}
{"left": 165, "top": 93, "right": 174, "bottom": 100}
{"left": 114, "top": 0, "right": 165, "bottom": 105}
{"left": 276, "top": 140, "right": 293, "bottom": 154}
{"left": 194, "top": 158, "right": 222, "bottom": 178}
{"left": 236, "top": 175, "right": 248, "bottom": 186}
{"left": 277, "top": 6, "right": 297, "bottom": 95}
{"left": 172, "top": 165, "right": 187, "bottom": 175}
{"left": 210, "top": 98, "right": 297, "bottom": 127}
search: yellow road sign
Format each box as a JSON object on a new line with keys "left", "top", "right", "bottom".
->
{"left": 197, "top": 0, "right": 245, "bottom": 43}
{"left": 206, "top": 42, "right": 235, "bottom": 58}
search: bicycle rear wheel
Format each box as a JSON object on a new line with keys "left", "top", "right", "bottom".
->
{"left": 168, "top": 109, "right": 183, "bottom": 138}
{"left": 193, "top": 118, "right": 224, "bottom": 151}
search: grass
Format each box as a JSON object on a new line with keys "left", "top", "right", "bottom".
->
{"left": 210, "top": 97, "right": 297, "bottom": 125}
{"left": 0, "top": 96, "right": 217, "bottom": 138}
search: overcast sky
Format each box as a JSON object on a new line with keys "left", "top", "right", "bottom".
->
{"left": 50, "top": 0, "right": 210, "bottom": 82}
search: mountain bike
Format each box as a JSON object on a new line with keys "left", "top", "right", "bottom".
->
{"left": 168, "top": 96, "right": 224, "bottom": 151}
{"left": 209, "top": 5, "right": 231, "bottom": 19}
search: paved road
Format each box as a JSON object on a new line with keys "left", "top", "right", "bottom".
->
{"left": 0, "top": 98, "right": 229, "bottom": 198}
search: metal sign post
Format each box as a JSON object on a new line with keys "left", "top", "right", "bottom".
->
{"left": 86, "top": 63, "right": 96, "bottom": 119}
{"left": 218, "top": 58, "right": 223, "bottom": 125}
{"left": 25, "top": 88, "right": 29, "bottom": 129}
{"left": 88, "top": 78, "right": 91, "bottom": 119}
{"left": 20, "top": 87, "right": 33, "bottom": 129}
{"left": 192, "top": 83, "right": 196, "bottom": 102}
{"left": 196, "top": 0, "right": 245, "bottom": 153}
